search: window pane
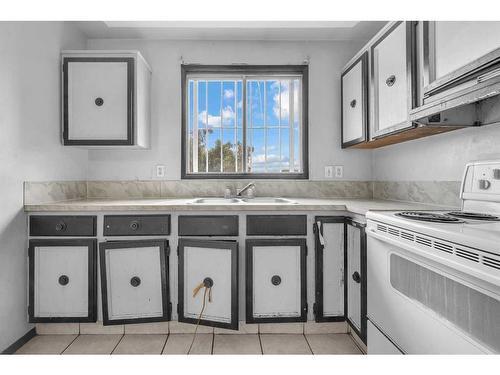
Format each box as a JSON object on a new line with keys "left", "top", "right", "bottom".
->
{"left": 207, "top": 128, "right": 221, "bottom": 172}
{"left": 266, "top": 81, "right": 279, "bottom": 127}
{"left": 248, "top": 80, "right": 264, "bottom": 127}
{"left": 280, "top": 80, "right": 290, "bottom": 127}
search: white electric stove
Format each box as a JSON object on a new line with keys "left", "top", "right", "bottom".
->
{"left": 366, "top": 160, "right": 500, "bottom": 354}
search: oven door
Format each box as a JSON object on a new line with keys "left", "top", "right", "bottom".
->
{"left": 367, "top": 230, "right": 499, "bottom": 354}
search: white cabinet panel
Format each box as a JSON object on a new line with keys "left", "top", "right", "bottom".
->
{"left": 29, "top": 239, "right": 96, "bottom": 322}
{"left": 178, "top": 239, "right": 238, "bottom": 330}
{"left": 372, "top": 22, "right": 411, "bottom": 135}
{"left": 342, "top": 53, "right": 368, "bottom": 146}
{"left": 347, "top": 224, "right": 361, "bottom": 330}
{"left": 67, "top": 61, "right": 129, "bottom": 141}
{"left": 100, "top": 240, "right": 170, "bottom": 325}
{"left": 246, "top": 239, "right": 307, "bottom": 323}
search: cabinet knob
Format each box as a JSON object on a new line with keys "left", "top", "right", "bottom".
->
{"left": 271, "top": 275, "right": 282, "bottom": 286}
{"left": 55, "top": 222, "right": 66, "bottom": 232}
{"left": 130, "top": 276, "right": 141, "bottom": 287}
{"left": 350, "top": 99, "right": 357, "bottom": 108}
{"left": 58, "top": 275, "right": 69, "bottom": 286}
{"left": 95, "top": 97, "right": 104, "bottom": 106}
{"left": 352, "top": 271, "right": 361, "bottom": 283}
{"left": 129, "top": 221, "right": 140, "bottom": 231}
{"left": 203, "top": 277, "right": 214, "bottom": 288}
{"left": 385, "top": 75, "right": 396, "bottom": 87}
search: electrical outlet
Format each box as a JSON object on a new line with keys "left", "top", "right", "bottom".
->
{"left": 335, "top": 165, "right": 344, "bottom": 178}
{"left": 324, "top": 166, "right": 333, "bottom": 178}
{"left": 155, "top": 165, "right": 166, "bottom": 178}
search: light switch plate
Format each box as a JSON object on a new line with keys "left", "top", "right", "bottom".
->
{"left": 155, "top": 165, "right": 166, "bottom": 178}
{"left": 335, "top": 166, "right": 344, "bottom": 178}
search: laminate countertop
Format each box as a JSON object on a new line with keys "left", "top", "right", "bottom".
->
{"left": 23, "top": 198, "right": 455, "bottom": 216}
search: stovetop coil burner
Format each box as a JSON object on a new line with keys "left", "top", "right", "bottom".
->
{"left": 446, "top": 211, "right": 500, "bottom": 221}
{"left": 395, "top": 211, "right": 464, "bottom": 223}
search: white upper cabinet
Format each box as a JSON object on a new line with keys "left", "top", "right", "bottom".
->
{"left": 371, "top": 22, "right": 415, "bottom": 137}
{"left": 62, "top": 50, "right": 151, "bottom": 148}
{"left": 341, "top": 52, "right": 368, "bottom": 148}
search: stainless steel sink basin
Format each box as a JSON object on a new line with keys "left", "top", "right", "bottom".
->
{"left": 187, "top": 197, "right": 297, "bottom": 204}
{"left": 188, "top": 198, "right": 241, "bottom": 204}
{"left": 239, "top": 197, "right": 298, "bottom": 204}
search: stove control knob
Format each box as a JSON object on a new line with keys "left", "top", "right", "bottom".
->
{"left": 493, "top": 169, "right": 500, "bottom": 180}
{"left": 479, "top": 179, "right": 491, "bottom": 190}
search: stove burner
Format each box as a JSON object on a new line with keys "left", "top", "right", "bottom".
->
{"left": 446, "top": 211, "right": 500, "bottom": 221}
{"left": 395, "top": 211, "right": 464, "bottom": 223}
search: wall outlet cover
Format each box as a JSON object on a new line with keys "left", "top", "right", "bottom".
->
{"left": 155, "top": 165, "right": 166, "bottom": 178}
{"left": 324, "top": 166, "right": 333, "bottom": 178}
{"left": 335, "top": 166, "right": 344, "bottom": 178}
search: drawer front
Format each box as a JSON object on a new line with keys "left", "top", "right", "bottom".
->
{"left": 178, "top": 215, "right": 239, "bottom": 236}
{"left": 246, "top": 215, "right": 307, "bottom": 236}
{"left": 372, "top": 22, "right": 410, "bottom": 135}
{"left": 99, "top": 240, "right": 170, "bottom": 325}
{"left": 30, "top": 215, "right": 97, "bottom": 237}
{"left": 104, "top": 215, "right": 171, "bottom": 236}
{"left": 63, "top": 57, "right": 134, "bottom": 146}
{"left": 246, "top": 239, "right": 307, "bottom": 323}
{"left": 28, "top": 239, "right": 97, "bottom": 322}
{"left": 342, "top": 53, "right": 368, "bottom": 146}
{"left": 178, "top": 239, "right": 239, "bottom": 330}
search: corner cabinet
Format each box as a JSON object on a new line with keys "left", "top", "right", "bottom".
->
{"left": 61, "top": 50, "right": 151, "bottom": 148}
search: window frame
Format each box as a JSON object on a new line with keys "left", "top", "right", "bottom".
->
{"left": 181, "top": 64, "right": 309, "bottom": 179}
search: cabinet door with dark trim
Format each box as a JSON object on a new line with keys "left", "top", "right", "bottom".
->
{"left": 178, "top": 239, "right": 239, "bottom": 330}
{"left": 313, "top": 217, "right": 345, "bottom": 322}
{"left": 28, "top": 239, "right": 97, "bottom": 323}
{"left": 99, "top": 239, "right": 170, "bottom": 325}
{"left": 346, "top": 219, "right": 367, "bottom": 343}
{"left": 246, "top": 238, "right": 307, "bottom": 323}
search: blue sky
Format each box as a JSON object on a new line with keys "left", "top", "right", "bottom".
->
{"left": 189, "top": 79, "right": 300, "bottom": 172}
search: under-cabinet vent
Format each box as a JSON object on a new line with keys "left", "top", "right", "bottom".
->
{"left": 374, "top": 222, "right": 500, "bottom": 273}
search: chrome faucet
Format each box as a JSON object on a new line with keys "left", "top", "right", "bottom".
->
{"left": 236, "top": 182, "right": 255, "bottom": 197}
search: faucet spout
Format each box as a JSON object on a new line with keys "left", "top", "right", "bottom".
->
{"left": 236, "top": 182, "right": 255, "bottom": 197}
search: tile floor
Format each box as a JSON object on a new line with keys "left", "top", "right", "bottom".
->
{"left": 15, "top": 333, "right": 363, "bottom": 355}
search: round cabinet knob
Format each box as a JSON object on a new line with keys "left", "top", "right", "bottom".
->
{"left": 203, "top": 277, "right": 214, "bottom": 288}
{"left": 130, "top": 276, "right": 141, "bottom": 287}
{"left": 55, "top": 222, "right": 66, "bottom": 232}
{"left": 271, "top": 275, "right": 282, "bottom": 286}
{"left": 350, "top": 99, "right": 357, "bottom": 108}
{"left": 352, "top": 271, "right": 361, "bottom": 283}
{"left": 95, "top": 97, "right": 104, "bottom": 106}
{"left": 129, "top": 221, "right": 140, "bottom": 231}
{"left": 385, "top": 75, "right": 396, "bottom": 87}
{"left": 58, "top": 275, "right": 69, "bottom": 286}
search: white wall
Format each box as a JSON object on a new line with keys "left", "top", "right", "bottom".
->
{"left": 372, "top": 124, "right": 500, "bottom": 181}
{"left": 0, "top": 22, "right": 88, "bottom": 351}
{"left": 86, "top": 39, "right": 372, "bottom": 181}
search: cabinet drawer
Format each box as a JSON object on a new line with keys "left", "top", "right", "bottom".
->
{"left": 246, "top": 239, "right": 307, "bottom": 323}
{"left": 246, "top": 215, "right": 307, "bottom": 236}
{"left": 178, "top": 215, "right": 239, "bottom": 236}
{"left": 104, "top": 215, "right": 170, "bottom": 236}
{"left": 99, "top": 240, "right": 170, "bottom": 325}
{"left": 30, "top": 215, "right": 97, "bottom": 237}
{"left": 28, "top": 239, "right": 97, "bottom": 323}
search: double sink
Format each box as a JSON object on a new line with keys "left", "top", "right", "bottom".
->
{"left": 187, "top": 197, "right": 298, "bottom": 205}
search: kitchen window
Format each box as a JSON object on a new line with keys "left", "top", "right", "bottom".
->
{"left": 181, "top": 65, "right": 308, "bottom": 179}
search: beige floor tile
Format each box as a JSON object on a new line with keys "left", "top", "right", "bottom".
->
{"left": 304, "top": 321, "right": 348, "bottom": 334}
{"left": 80, "top": 322, "right": 124, "bottom": 335}
{"left": 169, "top": 321, "right": 214, "bottom": 334}
{"left": 213, "top": 334, "right": 262, "bottom": 354}
{"left": 305, "top": 334, "right": 362, "bottom": 354}
{"left": 260, "top": 334, "right": 312, "bottom": 355}
{"left": 15, "top": 335, "right": 77, "bottom": 354}
{"left": 36, "top": 323, "right": 79, "bottom": 335}
{"left": 124, "top": 322, "right": 169, "bottom": 335}
{"left": 214, "top": 322, "right": 259, "bottom": 335}
{"left": 259, "top": 323, "right": 303, "bottom": 334}
{"left": 162, "top": 334, "right": 213, "bottom": 355}
{"left": 63, "top": 334, "right": 122, "bottom": 355}
{"left": 113, "top": 334, "right": 168, "bottom": 354}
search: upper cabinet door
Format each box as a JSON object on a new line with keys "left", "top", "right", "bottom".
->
{"left": 62, "top": 51, "right": 151, "bottom": 148}
{"left": 341, "top": 52, "right": 368, "bottom": 148}
{"left": 423, "top": 21, "right": 500, "bottom": 98}
{"left": 371, "top": 22, "right": 415, "bottom": 137}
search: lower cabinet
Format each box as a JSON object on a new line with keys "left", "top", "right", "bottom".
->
{"left": 177, "top": 239, "right": 239, "bottom": 330}
{"left": 313, "top": 217, "right": 345, "bottom": 321}
{"left": 246, "top": 238, "right": 307, "bottom": 323}
{"left": 28, "top": 239, "right": 97, "bottom": 323}
{"left": 99, "top": 239, "right": 170, "bottom": 325}
{"left": 346, "top": 219, "right": 367, "bottom": 343}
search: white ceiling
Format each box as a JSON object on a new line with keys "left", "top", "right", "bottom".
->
{"left": 74, "top": 21, "right": 386, "bottom": 41}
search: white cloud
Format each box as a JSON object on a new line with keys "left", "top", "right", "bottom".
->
{"left": 272, "top": 81, "right": 299, "bottom": 120}
{"left": 198, "top": 106, "right": 235, "bottom": 127}
{"left": 224, "top": 89, "right": 234, "bottom": 99}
